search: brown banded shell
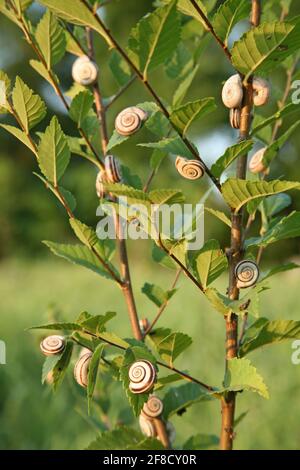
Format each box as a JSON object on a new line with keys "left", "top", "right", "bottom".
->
{"left": 229, "top": 108, "right": 241, "bottom": 129}
{"left": 115, "top": 107, "right": 148, "bottom": 136}
{"left": 175, "top": 157, "right": 205, "bottom": 180}
{"left": 139, "top": 318, "right": 150, "bottom": 334}
{"left": 104, "top": 155, "right": 122, "bottom": 183}
{"left": 128, "top": 360, "right": 156, "bottom": 394}
{"left": 235, "top": 260, "right": 259, "bottom": 289}
{"left": 139, "top": 413, "right": 157, "bottom": 438}
{"left": 222, "top": 74, "right": 243, "bottom": 109}
{"left": 40, "top": 335, "right": 65, "bottom": 356}
{"left": 249, "top": 148, "right": 268, "bottom": 174}
{"left": 74, "top": 351, "right": 93, "bottom": 388}
{"left": 253, "top": 77, "right": 270, "bottom": 107}
{"left": 143, "top": 395, "right": 164, "bottom": 418}
{"left": 96, "top": 170, "right": 107, "bottom": 198}
{"left": 72, "top": 56, "right": 98, "bottom": 86}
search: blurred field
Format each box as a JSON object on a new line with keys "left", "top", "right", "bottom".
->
{"left": 0, "top": 257, "right": 300, "bottom": 450}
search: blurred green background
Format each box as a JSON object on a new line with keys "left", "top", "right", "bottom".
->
{"left": 0, "top": 0, "right": 300, "bottom": 450}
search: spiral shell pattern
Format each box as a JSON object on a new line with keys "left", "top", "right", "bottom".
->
{"left": 40, "top": 335, "right": 65, "bottom": 356}
{"left": 229, "top": 108, "right": 241, "bottom": 129}
{"left": 74, "top": 351, "right": 93, "bottom": 388}
{"left": 139, "top": 413, "right": 157, "bottom": 438}
{"left": 249, "top": 148, "right": 267, "bottom": 174}
{"left": 235, "top": 260, "right": 259, "bottom": 289}
{"left": 253, "top": 77, "right": 270, "bottom": 107}
{"left": 128, "top": 360, "right": 156, "bottom": 394}
{"left": 115, "top": 107, "right": 148, "bottom": 136}
{"left": 175, "top": 157, "right": 205, "bottom": 180}
{"left": 222, "top": 74, "right": 243, "bottom": 109}
{"left": 105, "top": 155, "right": 122, "bottom": 183}
{"left": 143, "top": 395, "right": 164, "bottom": 418}
{"left": 96, "top": 170, "right": 107, "bottom": 198}
{"left": 72, "top": 56, "right": 98, "bottom": 86}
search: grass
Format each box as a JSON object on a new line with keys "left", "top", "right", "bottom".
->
{"left": 0, "top": 256, "right": 299, "bottom": 450}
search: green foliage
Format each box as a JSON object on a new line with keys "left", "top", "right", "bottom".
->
{"left": 142, "top": 282, "right": 177, "bottom": 307}
{"left": 52, "top": 341, "right": 73, "bottom": 391}
{"left": 163, "top": 382, "right": 213, "bottom": 418}
{"left": 0, "top": 124, "right": 36, "bottom": 154}
{"left": 212, "top": 0, "right": 250, "bottom": 46}
{"left": 87, "top": 343, "right": 105, "bottom": 413}
{"left": 86, "top": 426, "right": 164, "bottom": 450}
{"left": 222, "top": 358, "right": 269, "bottom": 399}
{"left": 170, "top": 98, "right": 216, "bottom": 136}
{"left": 148, "top": 327, "right": 192, "bottom": 367}
{"left": 190, "top": 239, "right": 228, "bottom": 289}
{"left": 35, "top": 10, "right": 66, "bottom": 69}
{"left": 211, "top": 140, "right": 253, "bottom": 178}
{"left": 183, "top": 434, "right": 219, "bottom": 450}
{"left": 69, "top": 91, "right": 94, "bottom": 128}
{"left": 12, "top": 77, "right": 46, "bottom": 133}
{"left": 246, "top": 211, "right": 300, "bottom": 247}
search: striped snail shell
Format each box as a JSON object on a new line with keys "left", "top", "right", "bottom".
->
{"left": 139, "top": 413, "right": 157, "bottom": 438}
{"left": 175, "top": 157, "right": 205, "bottom": 180}
{"left": 74, "top": 351, "right": 93, "bottom": 388}
{"left": 222, "top": 74, "right": 243, "bottom": 109}
{"left": 104, "top": 155, "right": 122, "bottom": 183}
{"left": 96, "top": 170, "right": 107, "bottom": 198}
{"left": 235, "top": 260, "right": 259, "bottom": 289}
{"left": 79, "top": 347, "right": 92, "bottom": 358}
{"left": 115, "top": 106, "right": 148, "bottom": 136}
{"left": 139, "top": 318, "right": 150, "bottom": 334}
{"left": 253, "top": 77, "right": 270, "bottom": 107}
{"left": 128, "top": 360, "right": 156, "bottom": 394}
{"left": 143, "top": 395, "right": 164, "bottom": 418}
{"left": 249, "top": 147, "right": 268, "bottom": 174}
{"left": 40, "top": 335, "right": 65, "bottom": 356}
{"left": 229, "top": 108, "right": 241, "bottom": 129}
{"left": 72, "top": 55, "right": 98, "bottom": 86}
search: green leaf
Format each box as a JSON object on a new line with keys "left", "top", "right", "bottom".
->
{"left": 222, "top": 357, "right": 269, "bottom": 399}
{"left": 183, "top": 434, "right": 219, "bottom": 450}
{"left": 34, "top": 172, "right": 76, "bottom": 212}
{"left": 42, "top": 354, "right": 62, "bottom": 384}
{"left": 211, "top": 140, "right": 253, "bottom": 178}
{"left": 260, "top": 262, "right": 300, "bottom": 282}
{"left": 80, "top": 312, "right": 117, "bottom": 334}
{"left": 150, "top": 149, "right": 168, "bottom": 171}
{"left": 222, "top": 178, "right": 300, "bottom": 213}
{"left": 109, "top": 51, "right": 132, "bottom": 87}
{"left": 29, "top": 59, "right": 57, "bottom": 88}
{"left": 87, "top": 343, "right": 105, "bottom": 413}
{"left": 246, "top": 211, "right": 300, "bottom": 247}
{"left": 120, "top": 346, "right": 157, "bottom": 416}
{"left": 240, "top": 318, "right": 300, "bottom": 357}
{"left": 103, "top": 183, "right": 150, "bottom": 202}
{"left": 0, "top": 124, "right": 37, "bottom": 154}
{"left": 145, "top": 110, "right": 171, "bottom": 138}
{"left": 212, "top": 0, "right": 250, "bottom": 46}
{"left": 35, "top": 10, "right": 66, "bottom": 69}
{"left": 38, "top": 116, "right": 70, "bottom": 185}
{"left": 139, "top": 136, "right": 194, "bottom": 159}
{"left": 12, "top": 77, "right": 46, "bottom": 133}
{"left": 29, "top": 321, "right": 82, "bottom": 331}
{"left": 176, "top": 0, "right": 209, "bottom": 29}
{"left": 52, "top": 341, "right": 73, "bottom": 391}
{"left": 44, "top": 241, "right": 115, "bottom": 281}
{"left": 172, "top": 65, "right": 199, "bottom": 107}
{"left": 149, "top": 327, "right": 192, "bottom": 367}
{"left": 128, "top": 0, "right": 180, "bottom": 80}
{"left": 106, "top": 130, "right": 129, "bottom": 152}
{"left": 69, "top": 91, "right": 94, "bottom": 128}
{"left": 263, "top": 121, "right": 300, "bottom": 167}
{"left": 142, "top": 282, "right": 177, "bottom": 307}
{"left": 69, "top": 218, "right": 99, "bottom": 248}
{"left": 163, "top": 382, "right": 212, "bottom": 418}
{"left": 154, "top": 373, "right": 184, "bottom": 391}
{"left": 165, "top": 42, "right": 193, "bottom": 80}
{"left": 39, "top": 0, "right": 112, "bottom": 46}
{"left": 204, "top": 207, "right": 231, "bottom": 227}
{"left": 192, "top": 240, "right": 228, "bottom": 289}
{"left": 263, "top": 193, "right": 292, "bottom": 217}
{"left": 0, "top": 69, "right": 11, "bottom": 114}
{"left": 170, "top": 98, "right": 216, "bottom": 136}
{"left": 231, "top": 21, "right": 300, "bottom": 81}
{"left": 152, "top": 243, "right": 177, "bottom": 270}
{"left": 149, "top": 188, "right": 185, "bottom": 204}
{"left": 86, "top": 426, "right": 164, "bottom": 450}
{"left": 251, "top": 102, "right": 299, "bottom": 137}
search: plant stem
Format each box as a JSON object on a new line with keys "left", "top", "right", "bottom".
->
{"left": 220, "top": 0, "right": 261, "bottom": 451}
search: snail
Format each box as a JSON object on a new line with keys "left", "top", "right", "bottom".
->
{"left": 222, "top": 74, "right": 243, "bottom": 109}
{"left": 74, "top": 351, "right": 93, "bottom": 388}
{"left": 72, "top": 55, "right": 98, "bottom": 86}
{"left": 104, "top": 155, "right": 122, "bottom": 184}
{"left": 235, "top": 260, "right": 259, "bottom": 289}
{"left": 249, "top": 147, "right": 268, "bottom": 174}
{"left": 79, "top": 347, "right": 92, "bottom": 358}
{"left": 139, "top": 412, "right": 157, "bottom": 438}
{"left": 252, "top": 77, "right": 270, "bottom": 107}
{"left": 139, "top": 318, "right": 150, "bottom": 335}
{"left": 229, "top": 108, "right": 241, "bottom": 129}
{"left": 96, "top": 170, "right": 107, "bottom": 198}
{"left": 175, "top": 157, "right": 205, "bottom": 180}
{"left": 40, "top": 335, "right": 65, "bottom": 356}
{"left": 143, "top": 395, "right": 164, "bottom": 418}
{"left": 128, "top": 360, "right": 156, "bottom": 394}
{"left": 115, "top": 106, "right": 148, "bottom": 136}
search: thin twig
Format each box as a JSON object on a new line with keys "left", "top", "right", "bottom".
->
{"left": 105, "top": 75, "right": 137, "bottom": 110}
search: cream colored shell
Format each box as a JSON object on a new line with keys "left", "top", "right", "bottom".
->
{"left": 115, "top": 107, "right": 148, "bottom": 136}
{"left": 222, "top": 74, "right": 243, "bottom": 109}
{"left": 175, "top": 157, "right": 205, "bottom": 180}
{"left": 143, "top": 395, "right": 164, "bottom": 418}
{"left": 104, "top": 155, "right": 122, "bottom": 183}
{"left": 74, "top": 351, "right": 93, "bottom": 388}
{"left": 253, "top": 77, "right": 270, "bottom": 107}
{"left": 249, "top": 148, "right": 267, "bottom": 174}
{"left": 235, "top": 260, "right": 259, "bottom": 289}
{"left": 139, "top": 413, "right": 157, "bottom": 438}
{"left": 72, "top": 56, "right": 98, "bottom": 86}
{"left": 96, "top": 170, "right": 107, "bottom": 198}
{"left": 229, "top": 108, "right": 241, "bottom": 129}
{"left": 128, "top": 360, "right": 156, "bottom": 394}
{"left": 40, "top": 335, "right": 65, "bottom": 356}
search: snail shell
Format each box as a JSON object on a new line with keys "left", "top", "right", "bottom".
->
{"left": 104, "top": 155, "right": 122, "bottom": 183}
{"left": 115, "top": 107, "right": 148, "bottom": 136}
{"left": 128, "top": 360, "right": 156, "bottom": 394}
{"left": 222, "top": 74, "right": 243, "bottom": 109}
{"left": 40, "top": 335, "right": 65, "bottom": 356}
{"left": 229, "top": 108, "right": 241, "bottom": 129}
{"left": 72, "top": 55, "right": 98, "bottom": 86}
{"left": 79, "top": 347, "right": 92, "bottom": 358}
{"left": 143, "top": 395, "right": 164, "bottom": 418}
{"left": 249, "top": 147, "right": 268, "bottom": 174}
{"left": 235, "top": 260, "right": 259, "bottom": 289}
{"left": 175, "top": 157, "right": 205, "bottom": 180}
{"left": 96, "top": 170, "right": 107, "bottom": 198}
{"left": 74, "top": 351, "right": 92, "bottom": 388}
{"left": 139, "top": 318, "right": 150, "bottom": 334}
{"left": 139, "top": 413, "right": 157, "bottom": 438}
{"left": 253, "top": 77, "right": 270, "bottom": 107}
